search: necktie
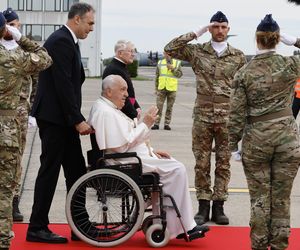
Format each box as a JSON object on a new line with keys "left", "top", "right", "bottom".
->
{"left": 75, "top": 42, "right": 81, "bottom": 62}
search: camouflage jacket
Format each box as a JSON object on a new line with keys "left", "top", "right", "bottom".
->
{"left": 164, "top": 32, "right": 246, "bottom": 123}
{"left": 0, "top": 36, "right": 52, "bottom": 147}
{"left": 13, "top": 46, "right": 39, "bottom": 113}
{"left": 228, "top": 52, "right": 300, "bottom": 151}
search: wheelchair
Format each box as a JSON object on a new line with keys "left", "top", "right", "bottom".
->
{"left": 65, "top": 134, "right": 207, "bottom": 247}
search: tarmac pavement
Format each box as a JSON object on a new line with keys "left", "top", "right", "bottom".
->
{"left": 19, "top": 66, "right": 300, "bottom": 228}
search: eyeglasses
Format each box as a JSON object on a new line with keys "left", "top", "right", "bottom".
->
{"left": 121, "top": 49, "right": 136, "bottom": 54}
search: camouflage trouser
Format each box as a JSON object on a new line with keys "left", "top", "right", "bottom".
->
{"left": 192, "top": 120, "right": 231, "bottom": 201}
{"left": 242, "top": 118, "right": 300, "bottom": 250}
{"left": 155, "top": 89, "right": 176, "bottom": 126}
{"left": 14, "top": 99, "right": 30, "bottom": 196}
{"left": 0, "top": 146, "right": 19, "bottom": 248}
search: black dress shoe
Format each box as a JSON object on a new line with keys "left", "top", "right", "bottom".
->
{"left": 26, "top": 229, "right": 68, "bottom": 243}
{"left": 151, "top": 124, "right": 159, "bottom": 130}
{"left": 176, "top": 225, "right": 210, "bottom": 239}
{"left": 164, "top": 125, "right": 171, "bottom": 130}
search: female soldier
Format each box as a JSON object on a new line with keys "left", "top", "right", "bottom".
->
{"left": 228, "top": 14, "right": 300, "bottom": 250}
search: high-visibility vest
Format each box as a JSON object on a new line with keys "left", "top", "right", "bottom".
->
{"left": 295, "top": 79, "right": 300, "bottom": 98}
{"left": 157, "top": 59, "right": 180, "bottom": 91}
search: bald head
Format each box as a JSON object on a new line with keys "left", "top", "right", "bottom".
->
{"left": 101, "top": 75, "right": 128, "bottom": 109}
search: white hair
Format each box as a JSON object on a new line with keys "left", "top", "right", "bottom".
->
{"left": 114, "top": 40, "right": 135, "bottom": 54}
{"left": 101, "top": 74, "right": 125, "bottom": 95}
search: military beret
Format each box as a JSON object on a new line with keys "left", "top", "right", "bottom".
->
{"left": 256, "top": 14, "right": 279, "bottom": 32}
{"left": 3, "top": 8, "right": 19, "bottom": 22}
{"left": 210, "top": 11, "right": 228, "bottom": 23}
{"left": 0, "top": 12, "right": 5, "bottom": 29}
{"left": 288, "top": 0, "right": 300, "bottom": 5}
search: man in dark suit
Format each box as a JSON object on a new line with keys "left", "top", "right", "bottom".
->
{"left": 102, "top": 40, "right": 141, "bottom": 120}
{"left": 26, "top": 2, "right": 95, "bottom": 244}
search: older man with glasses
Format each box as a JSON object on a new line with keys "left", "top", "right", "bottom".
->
{"left": 102, "top": 40, "right": 141, "bottom": 120}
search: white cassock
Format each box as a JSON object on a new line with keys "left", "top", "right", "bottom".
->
{"left": 88, "top": 97, "right": 196, "bottom": 238}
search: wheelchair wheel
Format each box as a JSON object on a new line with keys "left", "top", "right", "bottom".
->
{"left": 145, "top": 224, "right": 170, "bottom": 248}
{"left": 66, "top": 169, "right": 144, "bottom": 247}
{"left": 141, "top": 215, "right": 153, "bottom": 234}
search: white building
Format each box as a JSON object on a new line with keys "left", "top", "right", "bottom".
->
{"left": 0, "top": 0, "right": 102, "bottom": 77}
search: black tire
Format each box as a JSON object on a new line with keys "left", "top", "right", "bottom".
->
{"left": 66, "top": 169, "right": 144, "bottom": 247}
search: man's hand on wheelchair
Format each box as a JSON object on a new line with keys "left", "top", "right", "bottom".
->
{"left": 75, "top": 121, "right": 94, "bottom": 135}
{"left": 153, "top": 150, "right": 171, "bottom": 159}
{"left": 143, "top": 106, "right": 158, "bottom": 128}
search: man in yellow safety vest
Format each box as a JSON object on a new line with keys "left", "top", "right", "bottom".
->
{"left": 152, "top": 52, "right": 182, "bottom": 130}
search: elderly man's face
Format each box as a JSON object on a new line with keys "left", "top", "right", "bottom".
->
{"left": 108, "top": 79, "right": 128, "bottom": 109}
{"left": 118, "top": 45, "right": 136, "bottom": 65}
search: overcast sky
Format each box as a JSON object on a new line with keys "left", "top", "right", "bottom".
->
{"left": 100, "top": 0, "right": 300, "bottom": 59}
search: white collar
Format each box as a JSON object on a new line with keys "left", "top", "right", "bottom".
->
{"left": 0, "top": 38, "right": 19, "bottom": 50}
{"left": 100, "top": 96, "right": 118, "bottom": 109}
{"left": 211, "top": 40, "right": 228, "bottom": 56}
{"left": 114, "top": 56, "right": 126, "bottom": 64}
{"left": 64, "top": 24, "right": 78, "bottom": 44}
{"left": 100, "top": 96, "right": 135, "bottom": 124}
{"left": 256, "top": 48, "right": 276, "bottom": 55}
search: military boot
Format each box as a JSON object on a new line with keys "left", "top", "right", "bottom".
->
{"left": 194, "top": 199, "right": 210, "bottom": 225}
{"left": 13, "top": 196, "right": 24, "bottom": 222}
{"left": 211, "top": 200, "right": 229, "bottom": 225}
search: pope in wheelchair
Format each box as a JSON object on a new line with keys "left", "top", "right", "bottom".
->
{"left": 65, "top": 75, "right": 209, "bottom": 247}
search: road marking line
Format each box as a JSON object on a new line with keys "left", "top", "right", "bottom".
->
{"left": 189, "top": 187, "right": 249, "bottom": 193}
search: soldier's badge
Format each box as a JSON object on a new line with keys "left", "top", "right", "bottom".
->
{"left": 30, "top": 53, "right": 40, "bottom": 63}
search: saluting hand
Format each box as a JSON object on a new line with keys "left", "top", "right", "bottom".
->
{"left": 193, "top": 23, "right": 215, "bottom": 38}
{"left": 280, "top": 33, "right": 297, "bottom": 46}
{"left": 6, "top": 25, "right": 22, "bottom": 41}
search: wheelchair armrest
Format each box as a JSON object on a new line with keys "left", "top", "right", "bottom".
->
{"left": 104, "top": 152, "right": 137, "bottom": 159}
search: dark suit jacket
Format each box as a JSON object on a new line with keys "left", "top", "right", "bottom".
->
{"left": 31, "top": 25, "right": 85, "bottom": 126}
{"left": 102, "top": 58, "right": 140, "bottom": 119}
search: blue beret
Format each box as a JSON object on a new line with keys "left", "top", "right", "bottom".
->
{"left": 0, "top": 12, "right": 5, "bottom": 28}
{"left": 210, "top": 11, "right": 228, "bottom": 23}
{"left": 3, "top": 8, "right": 19, "bottom": 22}
{"left": 257, "top": 14, "right": 279, "bottom": 32}
{"left": 288, "top": 0, "right": 300, "bottom": 5}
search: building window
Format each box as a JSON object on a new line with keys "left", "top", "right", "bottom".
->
{"left": 25, "top": 24, "right": 42, "bottom": 41}
{"left": 27, "top": 0, "right": 42, "bottom": 11}
{"left": 7, "top": 0, "right": 24, "bottom": 10}
{"left": 45, "top": 0, "right": 61, "bottom": 11}
{"left": 81, "top": 57, "right": 88, "bottom": 68}
{"left": 44, "top": 24, "right": 61, "bottom": 40}
{"left": 63, "top": 0, "right": 79, "bottom": 11}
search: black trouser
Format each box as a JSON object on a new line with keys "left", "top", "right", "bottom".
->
{"left": 292, "top": 96, "right": 300, "bottom": 119}
{"left": 28, "top": 119, "right": 86, "bottom": 230}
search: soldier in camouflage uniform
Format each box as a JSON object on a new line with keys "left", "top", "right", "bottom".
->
{"left": 1, "top": 7, "right": 39, "bottom": 222}
{"left": 152, "top": 52, "right": 182, "bottom": 130}
{"left": 228, "top": 15, "right": 300, "bottom": 250}
{"left": 0, "top": 14, "right": 52, "bottom": 250}
{"left": 164, "top": 11, "right": 246, "bottom": 225}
